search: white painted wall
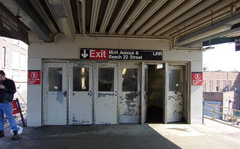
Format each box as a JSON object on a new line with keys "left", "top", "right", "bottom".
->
{"left": 27, "top": 57, "right": 42, "bottom": 126}
{"left": 27, "top": 33, "right": 203, "bottom": 126}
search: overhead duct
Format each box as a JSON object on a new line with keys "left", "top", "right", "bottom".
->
{"left": 168, "top": 0, "right": 238, "bottom": 36}
{"left": 48, "top": 0, "right": 75, "bottom": 40}
{"left": 177, "top": 13, "right": 240, "bottom": 45}
{"left": 182, "top": 26, "right": 240, "bottom": 46}
{"left": 178, "top": 25, "right": 232, "bottom": 45}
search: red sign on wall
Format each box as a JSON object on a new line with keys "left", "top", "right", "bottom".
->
{"left": 192, "top": 72, "right": 203, "bottom": 85}
{"left": 11, "top": 100, "right": 19, "bottom": 114}
{"left": 28, "top": 70, "right": 41, "bottom": 85}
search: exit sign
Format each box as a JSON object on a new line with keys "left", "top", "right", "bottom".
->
{"left": 80, "top": 48, "right": 163, "bottom": 61}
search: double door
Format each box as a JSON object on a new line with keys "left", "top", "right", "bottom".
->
{"left": 43, "top": 62, "right": 187, "bottom": 125}
{"left": 43, "top": 62, "right": 118, "bottom": 125}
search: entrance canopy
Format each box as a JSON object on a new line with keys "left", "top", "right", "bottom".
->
{"left": 0, "top": 0, "right": 240, "bottom": 48}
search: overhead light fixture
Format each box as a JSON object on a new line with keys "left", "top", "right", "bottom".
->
{"left": 122, "top": 68, "right": 127, "bottom": 75}
{"left": 156, "top": 64, "right": 163, "bottom": 69}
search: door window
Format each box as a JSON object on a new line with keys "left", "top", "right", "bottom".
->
{"left": 98, "top": 68, "right": 114, "bottom": 91}
{"left": 122, "top": 68, "right": 137, "bottom": 91}
{"left": 73, "top": 67, "right": 89, "bottom": 91}
{"left": 169, "top": 69, "right": 180, "bottom": 91}
{"left": 49, "top": 67, "right": 62, "bottom": 91}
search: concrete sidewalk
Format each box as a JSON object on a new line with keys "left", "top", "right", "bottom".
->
{"left": 1, "top": 119, "right": 240, "bottom": 149}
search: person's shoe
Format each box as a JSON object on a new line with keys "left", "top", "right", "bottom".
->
{"left": 0, "top": 131, "right": 4, "bottom": 137}
{"left": 12, "top": 130, "right": 19, "bottom": 140}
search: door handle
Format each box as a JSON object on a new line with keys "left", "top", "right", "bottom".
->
{"left": 88, "top": 90, "right": 92, "bottom": 96}
{"left": 63, "top": 91, "right": 67, "bottom": 97}
{"left": 114, "top": 90, "right": 117, "bottom": 96}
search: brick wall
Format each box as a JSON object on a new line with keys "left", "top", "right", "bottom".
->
{"left": 203, "top": 71, "right": 240, "bottom": 92}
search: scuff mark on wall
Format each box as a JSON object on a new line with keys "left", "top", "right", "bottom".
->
{"left": 98, "top": 93, "right": 114, "bottom": 98}
{"left": 119, "top": 91, "right": 140, "bottom": 123}
{"left": 168, "top": 91, "right": 183, "bottom": 121}
{"left": 125, "top": 92, "right": 139, "bottom": 115}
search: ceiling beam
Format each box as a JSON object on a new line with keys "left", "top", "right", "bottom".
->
{"left": 90, "top": 0, "right": 101, "bottom": 33}
{"left": 11, "top": 0, "right": 53, "bottom": 42}
{"left": 108, "top": 0, "right": 134, "bottom": 34}
{"left": 156, "top": 0, "right": 219, "bottom": 36}
{"left": 169, "top": 0, "right": 238, "bottom": 37}
{"left": 126, "top": 0, "right": 167, "bottom": 35}
{"left": 136, "top": 0, "right": 185, "bottom": 35}
{"left": 118, "top": 0, "right": 151, "bottom": 35}
{"left": 99, "top": 0, "right": 118, "bottom": 34}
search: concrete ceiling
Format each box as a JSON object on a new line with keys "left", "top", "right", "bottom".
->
{"left": 1, "top": 0, "right": 240, "bottom": 48}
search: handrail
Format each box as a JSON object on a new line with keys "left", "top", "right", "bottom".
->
{"left": 203, "top": 102, "right": 240, "bottom": 128}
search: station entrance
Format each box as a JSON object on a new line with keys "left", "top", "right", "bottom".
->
{"left": 42, "top": 61, "right": 189, "bottom": 125}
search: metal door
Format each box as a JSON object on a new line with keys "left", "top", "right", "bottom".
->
{"left": 166, "top": 65, "right": 184, "bottom": 123}
{"left": 119, "top": 63, "right": 140, "bottom": 123}
{"left": 69, "top": 62, "right": 93, "bottom": 125}
{"left": 95, "top": 63, "right": 118, "bottom": 124}
{"left": 43, "top": 63, "right": 68, "bottom": 125}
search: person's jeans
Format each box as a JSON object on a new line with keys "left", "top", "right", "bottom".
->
{"left": 0, "top": 102, "right": 18, "bottom": 131}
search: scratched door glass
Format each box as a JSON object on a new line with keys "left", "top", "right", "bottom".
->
{"left": 169, "top": 69, "right": 180, "bottom": 91}
{"left": 98, "top": 68, "right": 114, "bottom": 91}
{"left": 49, "top": 67, "right": 62, "bottom": 91}
{"left": 73, "top": 67, "right": 89, "bottom": 91}
{"left": 122, "top": 68, "right": 137, "bottom": 91}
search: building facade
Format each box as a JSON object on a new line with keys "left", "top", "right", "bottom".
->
{"left": 203, "top": 71, "right": 240, "bottom": 111}
{"left": 0, "top": 37, "right": 28, "bottom": 101}
{"left": 27, "top": 33, "right": 203, "bottom": 126}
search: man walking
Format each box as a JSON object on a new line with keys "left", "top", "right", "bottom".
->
{"left": 0, "top": 70, "right": 19, "bottom": 140}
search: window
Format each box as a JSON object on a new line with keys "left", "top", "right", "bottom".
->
{"left": 229, "top": 81, "right": 232, "bottom": 91}
{"left": 12, "top": 51, "right": 19, "bottom": 70}
{"left": 169, "top": 69, "right": 180, "bottom": 91}
{"left": 203, "top": 81, "right": 206, "bottom": 92}
{"left": 122, "top": 68, "right": 137, "bottom": 91}
{"left": 20, "top": 54, "right": 27, "bottom": 70}
{"left": 48, "top": 67, "right": 62, "bottom": 91}
{"left": 98, "top": 68, "right": 114, "bottom": 91}
{"left": 216, "top": 81, "right": 220, "bottom": 92}
{"left": 73, "top": 67, "right": 89, "bottom": 91}
{"left": 2, "top": 47, "right": 6, "bottom": 67}
{"left": 210, "top": 81, "right": 213, "bottom": 92}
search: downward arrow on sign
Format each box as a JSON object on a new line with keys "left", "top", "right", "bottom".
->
{"left": 81, "top": 50, "right": 88, "bottom": 58}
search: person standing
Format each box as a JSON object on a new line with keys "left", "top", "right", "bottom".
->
{"left": 0, "top": 70, "right": 19, "bottom": 140}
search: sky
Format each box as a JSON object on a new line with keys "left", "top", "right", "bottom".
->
{"left": 203, "top": 42, "right": 240, "bottom": 71}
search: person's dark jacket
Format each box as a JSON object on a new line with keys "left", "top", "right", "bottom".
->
{"left": 0, "top": 78, "right": 16, "bottom": 103}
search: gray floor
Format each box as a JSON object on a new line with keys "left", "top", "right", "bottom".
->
{"left": 1, "top": 119, "right": 240, "bottom": 149}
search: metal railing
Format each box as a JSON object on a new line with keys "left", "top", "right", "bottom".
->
{"left": 203, "top": 102, "right": 240, "bottom": 127}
